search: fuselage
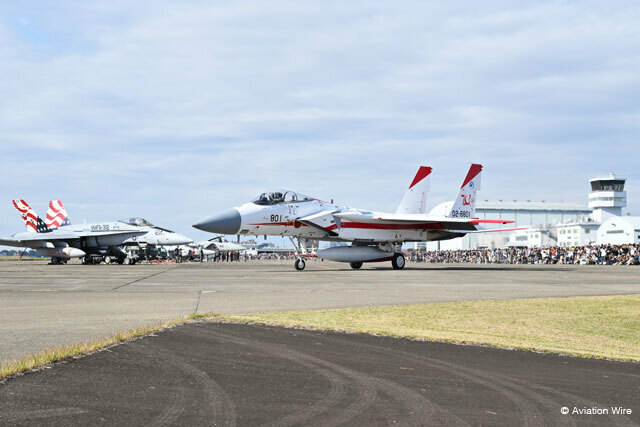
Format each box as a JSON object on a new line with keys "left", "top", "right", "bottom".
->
{"left": 194, "top": 192, "right": 458, "bottom": 244}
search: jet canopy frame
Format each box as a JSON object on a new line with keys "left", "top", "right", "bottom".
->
{"left": 251, "top": 190, "right": 313, "bottom": 206}
{"left": 119, "top": 218, "right": 155, "bottom": 227}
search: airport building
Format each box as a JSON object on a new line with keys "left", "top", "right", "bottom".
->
{"left": 419, "top": 173, "right": 634, "bottom": 250}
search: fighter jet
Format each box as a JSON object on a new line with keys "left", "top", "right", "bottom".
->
{"left": 176, "top": 238, "right": 246, "bottom": 260}
{"left": 193, "top": 164, "right": 518, "bottom": 270}
{"left": 2, "top": 200, "right": 192, "bottom": 264}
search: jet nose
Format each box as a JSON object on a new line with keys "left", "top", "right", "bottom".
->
{"left": 166, "top": 233, "right": 193, "bottom": 245}
{"left": 193, "top": 209, "right": 241, "bottom": 234}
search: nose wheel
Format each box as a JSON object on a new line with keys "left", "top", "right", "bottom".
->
{"left": 294, "top": 258, "right": 306, "bottom": 271}
{"left": 391, "top": 253, "right": 405, "bottom": 270}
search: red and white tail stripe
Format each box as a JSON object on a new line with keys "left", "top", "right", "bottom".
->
{"left": 46, "top": 200, "right": 68, "bottom": 229}
{"left": 12, "top": 199, "right": 38, "bottom": 233}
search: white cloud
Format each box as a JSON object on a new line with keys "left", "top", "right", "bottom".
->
{"left": 1, "top": 1, "right": 639, "bottom": 242}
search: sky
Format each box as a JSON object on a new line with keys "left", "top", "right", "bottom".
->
{"left": 1, "top": 1, "right": 639, "bottom": 245}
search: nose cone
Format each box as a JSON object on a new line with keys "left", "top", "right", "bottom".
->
{"left": 170, "top": 233, "right": 193, "bottom": 245}
{"left": 193, "top": 209, "right": 241, "bottom": 235}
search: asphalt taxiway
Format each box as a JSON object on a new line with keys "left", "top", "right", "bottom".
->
{"left": 1, "top": 260, "right": 639, "bottom": 363}
{"left": 1, "top": 322, "right": 638, "bottom": 426}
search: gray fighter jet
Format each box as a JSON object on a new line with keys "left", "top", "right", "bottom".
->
{"left": 2, "top": 200, "right": 192, "bottom": 264}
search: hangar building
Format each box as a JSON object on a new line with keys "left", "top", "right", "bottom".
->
{"left": 597, "top": 216, "right": 640, "bottom": 245}
{"left": 420, "top": 173, "right": 631, "bottom": 250}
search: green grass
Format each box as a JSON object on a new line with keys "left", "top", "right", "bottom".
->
{"left": 220, "top": 294, "right": 640, "bottom": 362}
{"left": 0, "top": 256, "right": 43, "bottom": 261}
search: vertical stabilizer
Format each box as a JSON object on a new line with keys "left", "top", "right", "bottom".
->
{"left": 46, "top": 200, "right": 71, "bottom": 229}
{"left": 396, "top": 166, "right": 433, "bottom": 214}
{"left": 12, "top": 200, "right": 51, "bottom": 233}
{"left": 448, "top": 164, "right": 482, "bottom": 219}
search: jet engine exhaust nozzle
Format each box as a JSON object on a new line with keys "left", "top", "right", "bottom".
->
{"left": 192, "top": 209, "right": 241, "bottom": 235}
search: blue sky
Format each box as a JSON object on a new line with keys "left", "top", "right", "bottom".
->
{"left": 1, "top": 1, "right": 639, "bottom": 244}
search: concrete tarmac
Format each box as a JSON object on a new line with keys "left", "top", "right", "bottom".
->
{"left": 1, "top": 322, "right": 638, "bottom": 426}
{"left": 1, "top": 260, "right": 639, "bottom": 363}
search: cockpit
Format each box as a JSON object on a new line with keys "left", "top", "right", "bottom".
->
{"left": 251, "top": 190, "right": 314, "bottom": 206}
{"left": 119, "top": 217, "right": 175, "bottom": 232}
{"left": 119, "top": 218, "right": 156, "bottom": 227}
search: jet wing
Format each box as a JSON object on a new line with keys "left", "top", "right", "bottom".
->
{"left": 333, "top": 212, "right": 513, "bottom": 232}
{"left": 298, "top": 210, "right": 340, "bottom": 237}
{"left": 0, "top": 229, "right": 146, "bottom": 247}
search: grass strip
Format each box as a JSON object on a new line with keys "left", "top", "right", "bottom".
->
{"left": 0, "top": 313, "right": 215, "bottom": 381}
{"left": 219, "top": 294, "right": 640, "bottom": 362}
{"left": 3, "top": 294, "right": 639, "bottom": 380}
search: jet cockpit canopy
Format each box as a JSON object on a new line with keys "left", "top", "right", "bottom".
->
{"left": 119, "top": 217, "right": 155, "bottom": 227}
{"left": 251, "top": 190, "right": 313, "bottom": 206}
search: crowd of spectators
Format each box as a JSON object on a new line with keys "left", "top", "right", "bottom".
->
{"left": 409, "top": 244, "right": 640, "bottom": 265}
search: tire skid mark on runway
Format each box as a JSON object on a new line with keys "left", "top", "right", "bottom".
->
{"left": 188, "top": 327, "right": 357, "bottom": 426}
{"left": 127, "top": 345, "right": 187, "bottom": 426}
{"left": 192, "top": 326, "right": 465, "bottom": 426}
{"left": 298, "top": 330, "right": 579, "bottom": 427}
{"left": 524, "top": 382, "right": 639, "bottom": 427}
{"left": 131, "top": 342, "right": 237, "bottom": 427}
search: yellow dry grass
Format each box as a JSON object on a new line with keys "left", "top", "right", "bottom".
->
{"left": 0, "top": 313, "right": 211, "bottom": 381}
{"left": 222, "top": 294, "right": 640, "bottom": 362}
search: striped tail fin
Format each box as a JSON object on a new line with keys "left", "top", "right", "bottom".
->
{"left": 46, "top": 200, "right": 71, "bottom": 228}
{"left": 396, "top": 166, "right": 433, "bottom": 214}
{"left": 448, "top": 164, "right": 482, "bottom": 219}
{"left": 12, "top": 199, "right": 51, "bottom": 233}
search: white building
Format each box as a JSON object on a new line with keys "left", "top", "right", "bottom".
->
{"left": 417, "top": 173, "right": 631, "bottom": 250}
{"left": 555, "top": 221, "right": 600, "bottom": 247}
{"left": 588, "top": 174, "right": 627, "bottom": 222}
{"left": 597, "top": 216, "right": 640, "bottom": 245}
{"left": 422, "top": 200, "right": 591, "bottom": 250}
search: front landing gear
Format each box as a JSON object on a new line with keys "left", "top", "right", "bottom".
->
{"left": 391, "top": 253, "right": 405, "bottom": 270}
{"left": 294, "top": 258, "right": 306, "bottom": 271}
{"left": 350, "top": 261, "right": 363, "bottom": 269}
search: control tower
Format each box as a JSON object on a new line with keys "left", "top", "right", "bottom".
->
{"left": 588, "top": 173, "right": 626, "bottom": 222}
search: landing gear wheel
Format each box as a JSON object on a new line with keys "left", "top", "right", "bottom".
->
{"left": 294, "top": 258, "right": 306, "bottom": 271}
{"left": 392, "top": 253, "right": 405, "bottom": 270}
{"left": 123, "top": 257, "right": 131, "bottom": 265}
{"left": 104, "top": 256, "right": 112, "bottom": 264}
{"left": 350, "top": 261, "right": 363, "bottom": 269}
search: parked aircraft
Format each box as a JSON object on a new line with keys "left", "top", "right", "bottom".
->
{"left": 193, "top": 164, "right": 519, "bottom": 270}
{"left": 175, "top": 238, "right": 246, "bottom": 260}
{"left": 1, "top": 200, "right": 192, "bottom": 264}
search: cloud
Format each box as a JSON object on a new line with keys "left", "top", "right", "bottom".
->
{"left": 1, "top": 1, "right": 639, "bottom": 243}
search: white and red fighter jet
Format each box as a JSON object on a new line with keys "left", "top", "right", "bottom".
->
{"left": 193, "top": 164, "right": 515, "bottom": 270}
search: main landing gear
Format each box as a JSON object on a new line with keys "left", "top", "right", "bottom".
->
{"left": 391, "top": 253, "right": 405, "bottom": 270}
{"left": 350, "top": 261, "right": 363, "bottom": 269}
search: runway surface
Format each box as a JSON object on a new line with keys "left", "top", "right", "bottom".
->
{"left": 1, "top": 260, "right": 639, "bottom": 363}
{"left": 1, "top": 322, "right": 638, "bottom": 426}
